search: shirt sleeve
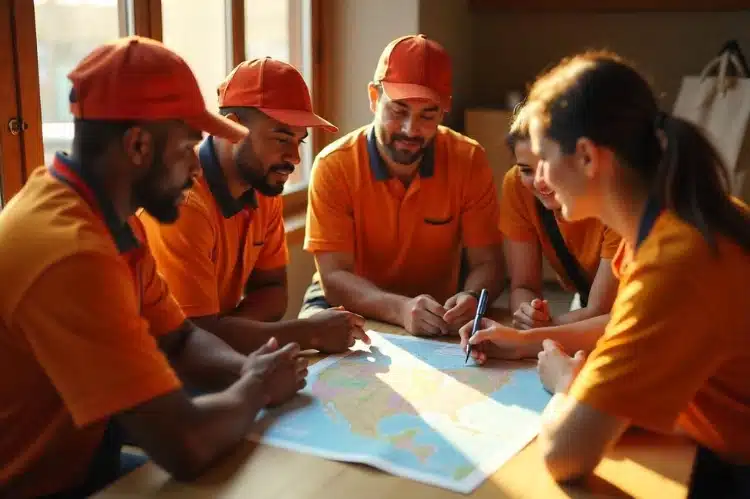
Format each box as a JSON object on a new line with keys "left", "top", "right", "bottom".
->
{"left": 498, "top": 167, "right": 537, "bottom": 242}
{"left": 304, "top": 154, "right": 355, "bottom": 254}
{"left": 600, "top": 225, "right": 623, "bottom": 259}
{"left": 139, "top": 199, "right": 221, "bottom": 318}
{"left": 460, "top": 146, "right": 503, "bottom": 248}
{"left": 255, "top": 197, "right": 289, "bottom": 270}
{"left": 14, "top": 252, "right": 182, "bottom": 428}
{"left": 568, "top": 256, "right": 726, "bottom": 433}
{"left": 136, "top": 248, "right": 187, "bottom": 337}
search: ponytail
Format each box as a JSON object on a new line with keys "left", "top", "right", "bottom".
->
{"left": 522, "top": 49, "right": 750, "bottom": 251}
{"left": 657, "top": 114, "right": 750, "bottom": 252}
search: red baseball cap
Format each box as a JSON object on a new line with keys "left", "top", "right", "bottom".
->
{"left": 68, "top": 36, "right": 247, "bottom": 142}
{"left": 373, "top": 34, "right": 452, "bottom": 110}
{"left": 217, "top": 58, "right": 337, "bottom": 133}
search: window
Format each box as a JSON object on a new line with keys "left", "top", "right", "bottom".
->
{"left": 34, "top": 0, "right": 128, "bottom": 164}
{"left": 160, "top": 0, "right": 315, "bottom": 192}
{"left": 161, "top": 0, "right": 230, "bottom": 113}
{"left": 244, "top": 0, "right": 289, "bottom": 62}
{"left": 1, "top": 0, "right": 323, "bottom": 211}
{"left": 245, "top": 0, "right": 314, "bottom": 191}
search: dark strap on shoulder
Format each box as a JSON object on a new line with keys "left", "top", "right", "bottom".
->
{"left": 688, "top": 445, "right": 750, "bottom": 499}
{"left": 535, "top": 200, "right": 591, "bottom": 307}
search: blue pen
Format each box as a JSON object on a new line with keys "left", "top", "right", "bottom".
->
{"left": 464, "top": 288, "right": 489, "bottom": 364}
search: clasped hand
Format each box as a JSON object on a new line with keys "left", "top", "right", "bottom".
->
{"left": 403, "top": 291, "right": 478, "bottom": 336}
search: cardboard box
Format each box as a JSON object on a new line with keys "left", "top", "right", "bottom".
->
{"left": 464, "top": 108, "right": 559, "bottom": 283}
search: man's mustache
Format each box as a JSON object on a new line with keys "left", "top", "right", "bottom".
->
{"left": 270, "top": 163, "right": 295, "bottom": 174}
{"left": 391, "top": 134, "right": 424, "bottom": 147}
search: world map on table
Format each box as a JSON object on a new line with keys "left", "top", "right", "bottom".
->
{"left": 248, "top": 331, "right": 552, "bottom": 494}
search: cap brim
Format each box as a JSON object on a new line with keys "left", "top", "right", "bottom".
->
{"left": 185, "top": 110, "right": 248, "bottom": 143}
{"left": 259, "top": 108, "right": 338, "bottom": 133}
{"left": 381, "top": 82, "right": 450, "bottom": 110}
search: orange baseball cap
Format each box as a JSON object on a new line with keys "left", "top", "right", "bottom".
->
{"left": 217, "top": 57, "right": 337, "bottom": 133}
{"left": 373, "top": 34, "right": 452, "bottom": 110}
{"left": 68, "top": 36, "right": 247, "bottom": 142}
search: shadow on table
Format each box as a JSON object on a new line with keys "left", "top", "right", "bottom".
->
{"left": 559, "top": 475, "right": 636, "bottom": 498}
{"left": 609, "top": 428, "right": 697, "bottom": 485}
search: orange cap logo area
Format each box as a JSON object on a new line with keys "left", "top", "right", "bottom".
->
{"left": 373, "top": 34, "right": 453, "bottom": 111}
{"left": 217, "top": 57, "right": 337, "bottom": 133}
{"left": 67, "top": 36, "right": 248, "bottom": 143}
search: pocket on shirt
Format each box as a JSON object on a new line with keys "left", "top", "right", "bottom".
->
{"left": 252, "top": 240, "right": 264, "bottom": 247}
{"left": 421, "top": 216, "right": 459, "bottom": 250}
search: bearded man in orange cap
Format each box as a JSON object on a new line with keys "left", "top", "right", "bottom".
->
{"left": 301, "top": 35, "right": 504, "bottom": 337}
{"left": 0, "top": 38, "right": 307, "bottom": 498}
{"left": 140, "top": 58, "right": 369, "bottom": 356}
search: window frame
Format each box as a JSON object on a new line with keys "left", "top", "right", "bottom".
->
{"left": 232, "top": 0, "right": 329, "bottom": 210}
{"left": 2, "top": 0, "right": 329, "bottom": 222}
{"left": 1, "top": 0, "right": 159, "bottom": 205}
{"left": 0, "top": 1, "right": 28, "bottom": 204}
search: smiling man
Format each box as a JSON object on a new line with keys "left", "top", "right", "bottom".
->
{"left": 140, "top": 58, "right": 368, "bottom": 356}
{"left": 301, "top": 35, "right": 504, "bottom": 337}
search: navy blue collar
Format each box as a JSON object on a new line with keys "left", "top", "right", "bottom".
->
{"left": 49, "top": 153, "right": 139, "bottom": 254}
{"left": 636, "top": 196, "right": 662, "bottom": 249}
{"left": 198, "top": 136, "right": 258, "bottom": 219}
{"left": 366, "top": 126, "right": 435, "bottom": 181}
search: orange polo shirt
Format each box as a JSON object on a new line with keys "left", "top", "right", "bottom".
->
{"left": 499, "top": 166, "right": 621, "bottom": 290}
{"left": 570, "top": 200, "right": 750, "bottom": 464}
{"left": 139, "top": 136, "right": 289, "bottom": 318}
{"left": 305, "top": 125, "right": 502, "bottom": 304}
{"left": 0, "top": 154, "right": 185, "bottom": 497}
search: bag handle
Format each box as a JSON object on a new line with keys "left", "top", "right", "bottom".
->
{"left": 718, "top": 40, "right": 750, "bottom": 76}
{"left": 699, "top": 41, "right": 749, "bottom": 97}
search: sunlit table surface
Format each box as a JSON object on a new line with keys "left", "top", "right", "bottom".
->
{"left": 94, "top": 309, "right": 696, "bottom": 499}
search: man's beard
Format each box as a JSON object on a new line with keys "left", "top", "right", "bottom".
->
{"left": 384, "top": 133, "right": 429, "bottom": 165}
{"left": 134, "top": 158, "right": 192, "bottom": 224}
{"left": 234, "top": 139, "right": 294, "bottom": 197}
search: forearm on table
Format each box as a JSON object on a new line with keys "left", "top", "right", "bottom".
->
{"left": 322, "top": 270, "right": 409, "bottom": 326}
{"left": 463, "top": 261, "right": 504, "bottom": 302}
{"left": 523, "top": 314, "right": 610, "bottom": 354}
{"left": 234, "top": 285, "right": 287, "bottom": 322}
{"left": 510, "top": 287, "right": 541, "bottom": 311}
{"left": 165, "top": 324, "right": 246, "bottom": 392}
{"left": 179, "top": 376, "right": 266, "bottom": 478}
{"left": 554, "top": 305, "right": 607, "bottom": 326}
{"left": 192, "top": 315, "right": 314, "bottom": 355}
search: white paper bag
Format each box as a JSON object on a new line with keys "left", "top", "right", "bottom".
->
{"left": 672, "top": 51, "right": 750, "bottom": 201}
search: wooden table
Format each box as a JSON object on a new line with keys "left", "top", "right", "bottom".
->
{"left": 94, "top": 311, "right": 696, "bottom": 499}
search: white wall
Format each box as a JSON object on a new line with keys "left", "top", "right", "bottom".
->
{"left": 418, "top": 0, "right": 472, "bottom": 131}
{"left": 324, "top": 0, "right": 420, "bottom": 138}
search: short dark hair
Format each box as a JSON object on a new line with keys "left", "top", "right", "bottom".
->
{"left": 72, "top": 119, "right": 175, "bottom": 162}
{"left": 218, "top": 106, "right": 266, "bottom": 124}
{"left": 72, "top": 119, "right": 139, "bottom": 161}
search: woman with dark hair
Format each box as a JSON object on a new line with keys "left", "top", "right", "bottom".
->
{"left": 462, "top": 50, "right": 750, "bottom": 489}
{"left": 489, "top": 105, "right": 621, "bottom": 358}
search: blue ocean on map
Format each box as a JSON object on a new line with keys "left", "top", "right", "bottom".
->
{"left": 249, "top": 332, "right": 552, "bottom": 494}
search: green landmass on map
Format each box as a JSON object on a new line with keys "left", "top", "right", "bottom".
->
{"left": 453, "top": 464, "right": 476, "bottom": 480}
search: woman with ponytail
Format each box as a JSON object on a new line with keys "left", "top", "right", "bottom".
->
{"left": 465, "top": 51, "right": 750, "bottom": 490}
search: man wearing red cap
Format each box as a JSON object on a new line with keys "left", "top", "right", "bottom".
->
{"left": 0, "top": 38, "right": 307, "bottom": 498}
{"left": 302, "top": 35, "right": 504, "bottom": 336}
{"left": 140, "top": 58, "right": 369, "bottom": 356}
